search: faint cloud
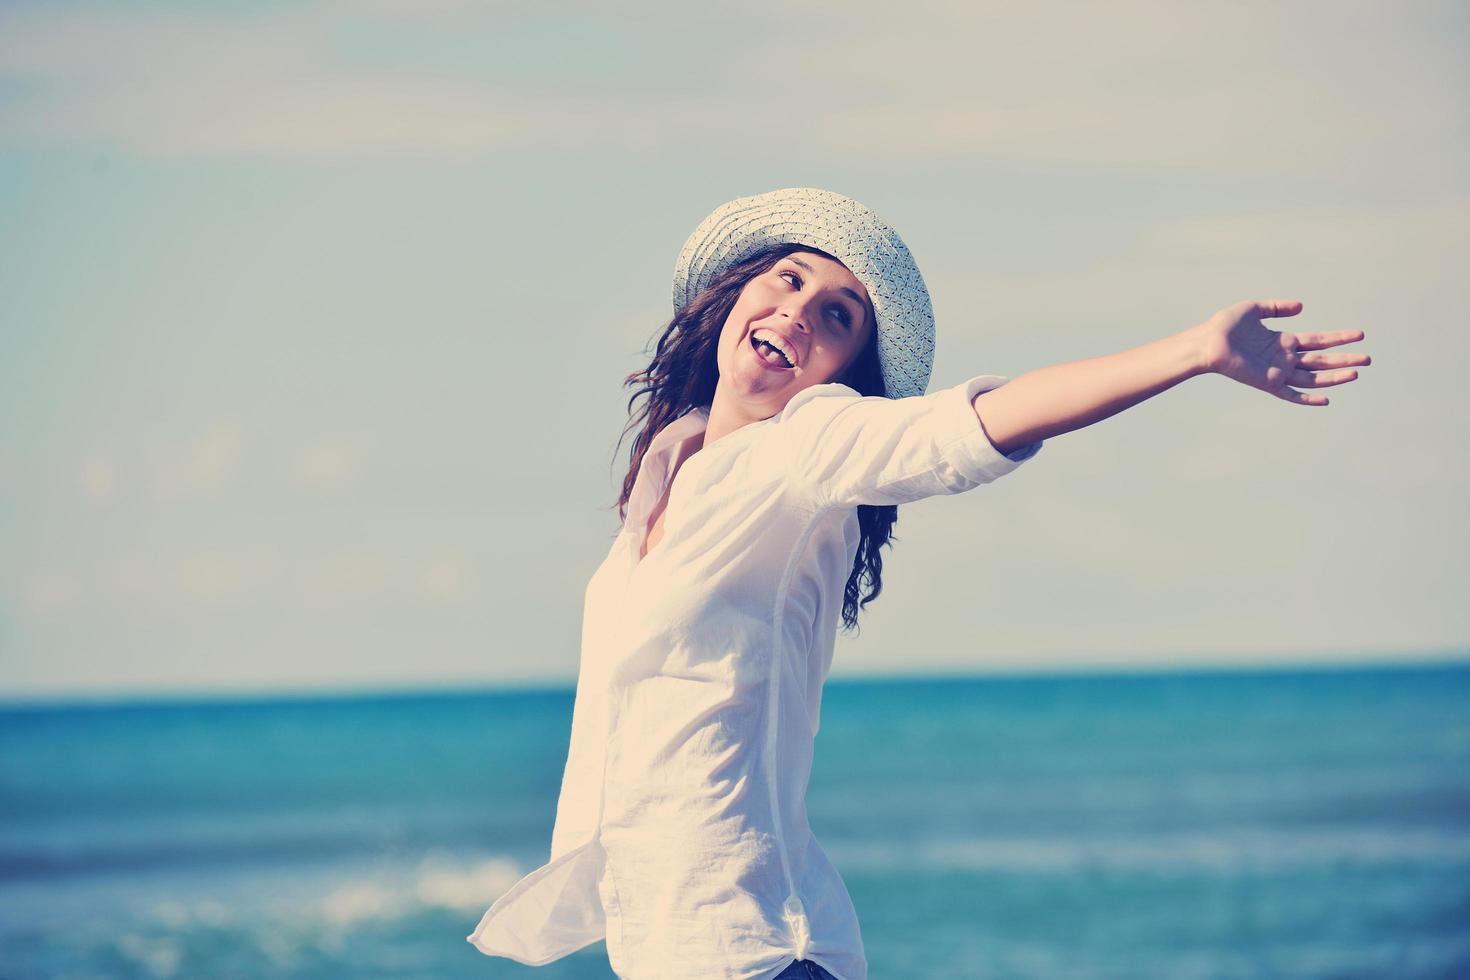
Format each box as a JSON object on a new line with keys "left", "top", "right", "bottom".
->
{"left": 0, "top": 6, "right": 538, "bottom": 158}
{"left": 0, "top": 4, "right": 598, "bottom": 159}
{"left": 174, "top": 554, "right": 253, "bottom": 602}
{"left": 759, "top": 2, "right": 1463, "bottom": 176}
{"left": 80, "top": 453, "right": 117, "bottom": 502}
{"left": 296, "top": 440, "right": 358, "bottom": 486}
{"left": 1, "top": 0, "right": 1458, "bottom": 174}
{"left": 19, "top": 571, "right": 75, "bottom": 618}
{"left": 105, "top": 555, "right": 164, "bottom": 604}
{"left": 149, "top": 422, "right": 244, "bottom": 499}
{"left": 296, "top": 552, "right": 392, "bottom": 603}
{"left": 417, "top": 555, "right": 465, "bottom": 600}
{"left": 327, "top": 0, "right": 490, "bottom": 20}
{"left": 1145, "top": 200, "right": 1470, "bottom": 265}
{"left": 90, "top": 552, "right": 267, "bottom": 609}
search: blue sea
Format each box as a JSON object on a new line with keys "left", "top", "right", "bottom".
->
{"left": 3, "top": 661, "right": 1468, "bottom": 979}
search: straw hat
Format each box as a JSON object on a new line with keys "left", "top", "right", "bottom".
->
{"left": 671, "top": 187, "right": 935, "bottom": 399}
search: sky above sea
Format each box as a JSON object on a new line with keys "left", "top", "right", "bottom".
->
{"left": 0, "top": 1, "right": 1466, "bottom": 699}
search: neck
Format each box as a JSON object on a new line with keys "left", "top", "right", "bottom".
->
{"left": 704, "top": 385, "right": 778, "bottom": 448}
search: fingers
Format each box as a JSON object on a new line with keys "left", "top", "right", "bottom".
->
{"left": 1277, "top": 386, "right": 1330, "bottom": 406}
{"left": 1253, "top": 299, "right": 1304, "bottom": 319}
{"left": 1298, "top": 350, "right": 1372, "bottom": 369}
{"left": 1290, "top": 367, "right": 1359, "bottom": 388}
{"left": 1295, "top": 329, "right": 1368, "bottom": 351}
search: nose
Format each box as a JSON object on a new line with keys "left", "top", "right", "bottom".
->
{"left": 777, "top": 297, "right": 817, "bottom": 335}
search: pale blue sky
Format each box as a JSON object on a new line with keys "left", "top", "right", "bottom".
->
{"left": 1, "top": 1, "right": 1466, "bottom": 700}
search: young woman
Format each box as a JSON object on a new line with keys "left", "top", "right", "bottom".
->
{"left": 467, "top": 187, "right": 1371, "bottom": 980}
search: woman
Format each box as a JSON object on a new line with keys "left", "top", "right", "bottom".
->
{"left": 467, "top": 187, "right": 1370, "bottom": 980}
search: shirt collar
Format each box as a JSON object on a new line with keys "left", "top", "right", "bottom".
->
{"left": 646, "top": 405, "right": 710, "bottom": 458}
{"left": 647, "top": 402, "right": 789, "bottom": 461}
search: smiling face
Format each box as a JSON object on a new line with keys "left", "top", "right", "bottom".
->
{"left": 712, "top": 249, "right": 876, "bottom": 420}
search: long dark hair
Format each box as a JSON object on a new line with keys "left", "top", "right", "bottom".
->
{"left": 610, "top": 243, "right": 899, "bottom": 633}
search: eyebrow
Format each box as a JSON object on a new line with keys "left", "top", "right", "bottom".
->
{"left": 785, "top": 256, "right": 868, "bottom": 313}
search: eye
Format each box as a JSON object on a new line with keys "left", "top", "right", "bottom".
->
{"left": 779, "top": 268, "right": 853, "bottom": 329}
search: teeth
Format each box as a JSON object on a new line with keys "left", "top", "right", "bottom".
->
{"left": 752, "top": 329, "right": 797, "bottom": 367}
{"left": 752, "top": 335, "right": 792, "bottom": 368}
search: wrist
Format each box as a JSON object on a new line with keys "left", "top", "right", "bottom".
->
{"left": 1178, "top": 322, "right": 1218, "bottom": 377}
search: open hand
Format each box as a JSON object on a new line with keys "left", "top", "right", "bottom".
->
{"left": 1196, "top": 300, "right": 1371, "bottom": 406}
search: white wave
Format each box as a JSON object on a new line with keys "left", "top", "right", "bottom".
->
{"left": 312, "top": 850, "right": 526, "bottom": 927}
{"left": 132, "top": 848, "right": 528, "bottom": 958}
{"left": 414, "top": 852, "right": 524, "bottom": 911}
{"left": 116, "top": 932, "right": 184, "bottom": 978}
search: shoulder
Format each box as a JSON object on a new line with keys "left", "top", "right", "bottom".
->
{"left": 773, "top": 382, "right": 864, "bottom": 426}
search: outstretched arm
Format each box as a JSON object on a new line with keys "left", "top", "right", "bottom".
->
{"left": 971, "top": 299, "right": 1372, "bottom": 457}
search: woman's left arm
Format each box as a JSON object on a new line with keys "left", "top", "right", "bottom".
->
{"left": 972, "top": 299, "right": 1372, "bottom": 456}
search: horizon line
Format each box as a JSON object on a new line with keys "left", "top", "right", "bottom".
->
{"left": 2, "top": 646, "right": 1466, "bottom": 712}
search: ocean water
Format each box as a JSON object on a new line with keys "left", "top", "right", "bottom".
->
{"left": 2, "top": 661, "right": 1468, "bottom": 980}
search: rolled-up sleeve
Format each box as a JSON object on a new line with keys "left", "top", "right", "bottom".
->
{"left": 779, "top": 374, "right": 1042, "bottom": 509}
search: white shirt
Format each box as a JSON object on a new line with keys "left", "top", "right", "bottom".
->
{"left": 468, "top": 373, "right": 1043, "bottom": 979}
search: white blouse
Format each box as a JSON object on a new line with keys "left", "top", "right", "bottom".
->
{"left": 468, "top": 374, "right": 1043, "bottom": 980}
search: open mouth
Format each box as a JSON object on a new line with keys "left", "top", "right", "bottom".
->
{"left": 749, "top": 333, "right": 795, "bottom": 370}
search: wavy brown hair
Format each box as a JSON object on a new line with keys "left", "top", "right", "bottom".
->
{"left": 609, "top": 243, "right": 899, "bottom": 633}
